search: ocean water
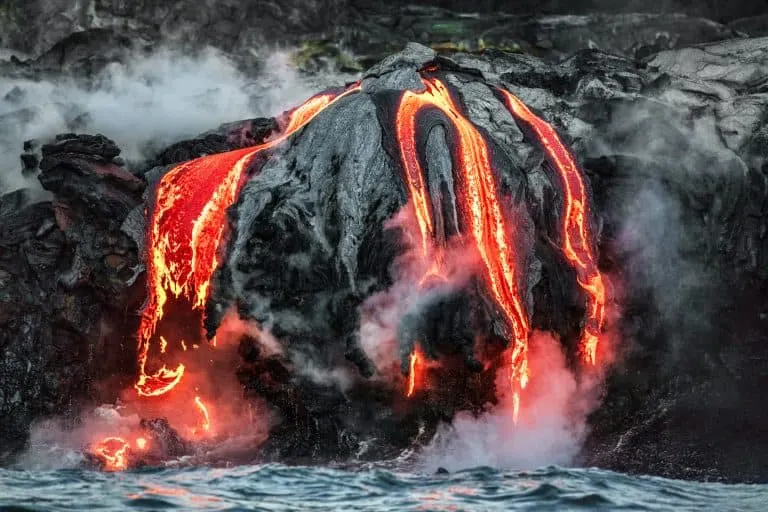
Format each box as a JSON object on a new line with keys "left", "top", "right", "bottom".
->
{"left": 0, "top": 465, "right": 764, "bottom": 511}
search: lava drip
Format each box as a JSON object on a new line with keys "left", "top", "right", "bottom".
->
{"left": 193, "top": 396, "right": 211, "bottom": 435}
{"left": 498, "top": 89, "right": 606, "bottom": 365}
{"left": 406, "top": 349, "right": 423, "bottom": 397}
{"left": 395, "top": 77, "right": 530, "bottom": 412}
{"left": 136, "top": 84, "right": 361, "bottom": 398}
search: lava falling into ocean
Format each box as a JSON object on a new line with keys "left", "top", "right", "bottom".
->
{"left": 89, "top": 66, "right": 608, "bottom": 470}
{"left": 395, "top": 77, "right": 530, "bottom": 414}
{"left": 90, "top": 85, "right": 361, "bottom": 470}
{"left": 498, "top": 90, "right": 606, "bottom": 365}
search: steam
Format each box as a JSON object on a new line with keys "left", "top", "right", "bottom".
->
{"left": 16, "top": 406, "right": 140, "bottom": 471}
{"left": 418, "top": 331, "right": 602, "bottom": 472}
{"left": 358, "top": 202, "right": 610, "bottom": 472}
{"left": 411, "top": 77, "right": 737, "bottom": 473}
{"left": 0, "top": 47, "right": 351, "bottom": 193}
{"left": 592, "top": 97, "right": 737, "bottom": 364}
{"left": 290, "top": 350, "right": 355, "bottom": 391}
{"left": 359, "top": 203, "right": 479, "bottom": 380}
{"left": 14, "top": 310, "right": 275, "bottom": 471}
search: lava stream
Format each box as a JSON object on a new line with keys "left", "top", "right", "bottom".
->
{"left": 498, "top": 89, "right": 606, "bottom": 365}
{"left": 395, "top": 77, "right": 531, "bottom": 407}
{"left": 92, "top": 84, "right": 361, "bottom": 470}
{"left": 395, "top": 92, "right": 435, "bottom": 258}
{"left": 135, "top": 84, "right": 361, "bottom": 397}
{"left": 406, "top": 349, "right": 423, "bottom": 397}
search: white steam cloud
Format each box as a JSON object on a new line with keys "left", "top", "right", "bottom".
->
{"left": 417, "top": 331, "right": 602, "bottom": 472}
{"left": 359, "top": 205, "right": 609, "bottom": 472}
{"left": 0, "top": 46, "right": 350, "bottom": 193}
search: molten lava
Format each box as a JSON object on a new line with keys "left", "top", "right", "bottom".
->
{"left": 136, "top": 83, "right": 361, "bottom": 398}
{"left": 396, "top": 92, "right": 435, "bottom": 258}
{"left": 498, "top": 90, "right": 606, "bottom": 365}
{"left": 91, "top": 85, "right": 362, "bottom": 471}
{"left": 135, "top": 364, "right": 186, "bottom": 397}
{"left": 283, "top": 93, "right": 336, "bottom": 133}
{"left": 406, "top": 349, "right": 423, "bottom": 397}
{"left": 89, "top": 65, "right": 608, "bottom": 470}
{"left": 194, "top": 396, "right": 211, "bottom": 434}
{"left": 395, "top": 77, "right": 531, "bottom": 406}
{"left": 91, "top": 437, "right": 130, "bottom": 471}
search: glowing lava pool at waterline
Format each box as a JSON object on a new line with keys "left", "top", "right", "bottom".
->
{"left": 88, "top": 66, "right": 609, "bottom": 471}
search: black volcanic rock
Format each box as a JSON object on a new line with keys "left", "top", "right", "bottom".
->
{"left": 0, "top": 135, "right": 144, "bottom": 462}
{"left": 0, "top": 2, "right": 745, "bottom": 78}
{"left": 1, "top": 32, "right": 768, "bottom": 481}
{"left": 148, "top": 118, "right": 279, "bottom": 168}
{"left": 0, "top": 0, "right": 328, "bottom": 56}
{"left": 729, "top": 15, "right": 768, "bottom": 37}
{"left": 346, "top": 8, "right": 742, "bottom": 65}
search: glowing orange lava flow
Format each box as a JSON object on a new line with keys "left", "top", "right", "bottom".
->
{"left": 396, "top": 78, "right": 531, "bottom": 406}
{"left": 135, "top": 84, "right": 361, "bottom": 397}
{"left": 396, "top": 92, "right": 435, "bottom": 258}
{"left": 194, "top": 396, "right": 211, "bottom": 433}
{"left": 498, "top": 89, "right": 606, "bottom": 365}
{"left": 406, "top": 349, "right": 422, "bottom": 397}
{"left": 283, "top": 94, "right": 336, "bottom": 133}
{"left": 92, "top": 437, "right": 130, "bottom": 471}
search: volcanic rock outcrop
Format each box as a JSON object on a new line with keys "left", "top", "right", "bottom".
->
{"left": 0, "top": 134, "right": 144, "bottom": 461}
{"left": 2, "top": 34, "right": 768, "bottom": 482}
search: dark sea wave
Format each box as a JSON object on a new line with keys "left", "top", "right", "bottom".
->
{"left": 0, "top": 466, "right": 765, "bottom": 511}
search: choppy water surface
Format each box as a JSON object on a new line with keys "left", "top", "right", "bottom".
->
{"left": 0, "top": 465, "right": 765, "bottom": 511}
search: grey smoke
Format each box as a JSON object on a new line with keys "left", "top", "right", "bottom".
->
{"left": 592, "top": 95, "right": 741, "bottom": 363}
{"left": 0, "top": 47, "right": 353, "bottom": 193}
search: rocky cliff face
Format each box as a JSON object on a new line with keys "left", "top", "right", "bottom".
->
{"left": 0, "top": 0, "right": 344, "bottom": 59}
{"left": 0, "top": 135, "right": 145, "bottom": 460}
{"left": 0, "top": 2, "right": 761, "bottom": 79}
{"left": 1, "top": 4, "right": 768, "bottom": 482}
{"left": 0, "top": 0, "right": 764, "bottom": 61}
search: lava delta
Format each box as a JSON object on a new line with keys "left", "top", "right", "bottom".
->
{"left": 78, "top": 51, "right": 609, "bottom": 471}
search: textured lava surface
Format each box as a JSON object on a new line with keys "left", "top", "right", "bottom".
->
{"left": 3, "top": 33, "right": 768, "bottom": 482}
